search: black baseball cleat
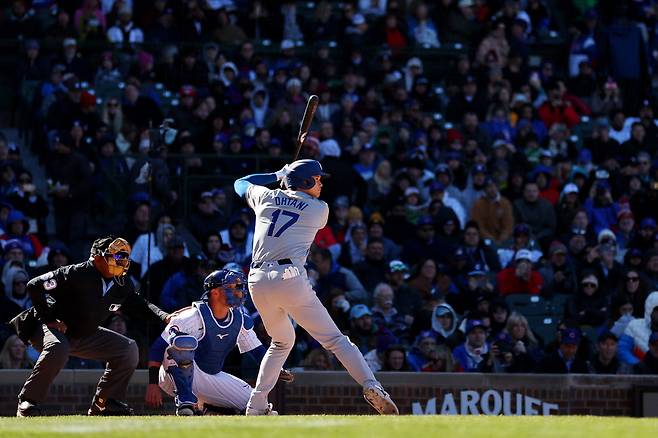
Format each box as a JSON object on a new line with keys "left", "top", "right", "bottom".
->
{"left": 176, "top": 403, "right": 196, "bottom": 416}
{"left": 16, "top": 400, "right": 42, "bottom": 417}
{"left": 87, "top": 397, "right": 134, "bottom": 416}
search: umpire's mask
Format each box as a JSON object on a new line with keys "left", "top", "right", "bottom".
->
{"left": 102, "top": 238, "right": 131, "bottom": 277}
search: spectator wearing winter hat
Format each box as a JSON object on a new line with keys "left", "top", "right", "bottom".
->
{"left": 470, "top": 177, "right": 514, "bottom": 245}
{"left": 2, "top": 267, "right": 30, "bottom": 311}
{"left": 429, "top": 302, "right": 462, "bottom": 349}
{"left": 496, "top": 249, "right": 544, "bottom": 296}
{"left": 453, "top": 319, "right": 490, "bottom": 372}
{"left": 513, "top": 180, "right": 556, "bottom": 249}
{"left": 0, "top": 210, "right": 43, "bottom": 260}
{"left": 590, "top": 231, "right": 624, "bottom": 296}
{"left": 539, "top": 240, "right": 578, "bottom": 296}
{"left": 565, "top": 273, "right": 609, "bottom": 327}
{"left": 537, "top": 328, "right": 590, "bottom": 373}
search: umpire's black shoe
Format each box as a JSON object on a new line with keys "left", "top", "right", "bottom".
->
{"left": 87, "top": 397, "right": 134, "bottom": 416}
{"left": 16, "top": 400, "right": 42, "bottom": 417}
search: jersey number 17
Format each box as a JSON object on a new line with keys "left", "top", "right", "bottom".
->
{"left": 266, "top": 209, "right": 300, "bottom": 237}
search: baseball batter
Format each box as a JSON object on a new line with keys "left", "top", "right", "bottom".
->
{"left": 234, "top": 159, "right": 398, "bottom": 415}
{"left": 145, "top": 269, "right": 293, "bottom": 416}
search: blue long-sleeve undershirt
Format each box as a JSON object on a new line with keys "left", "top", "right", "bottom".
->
{"left": 234, "top": 172, "right": 278, "bottom": 197}
{"left": 148, "top": 336, "right": 168, "bottom": 363}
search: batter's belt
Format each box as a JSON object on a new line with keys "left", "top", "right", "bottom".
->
{"left": 250, "top": 258, "right": 293, "bottom": 269}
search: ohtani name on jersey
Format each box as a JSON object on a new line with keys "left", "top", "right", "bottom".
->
{"left": 274, "top": 197, "right": 308, "bottom": 211}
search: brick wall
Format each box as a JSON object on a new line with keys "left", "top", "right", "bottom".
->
{"left": 1, "top": 370, "right": 656, "bottom": 416}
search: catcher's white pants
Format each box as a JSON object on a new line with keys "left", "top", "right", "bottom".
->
{"left": 247, "top": 264, "right": 376, "bottom": 411}
{"left": 159, "top": 362, "right": 252, "bottom": 411}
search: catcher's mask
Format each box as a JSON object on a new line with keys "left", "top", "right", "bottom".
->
{"left": 93, "top": 237, "right": 131, "bottom": 278}
{"left": 202, "top": 269, "right": 247, "bottom": 308}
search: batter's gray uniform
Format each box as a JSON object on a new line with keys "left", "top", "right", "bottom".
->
{"left": 244, "top": 185, "right": 379, "bottom": 412}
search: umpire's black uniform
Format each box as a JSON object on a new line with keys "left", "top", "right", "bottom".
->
{"left": 11, "top": 260, "right": 168, "bottom": 408}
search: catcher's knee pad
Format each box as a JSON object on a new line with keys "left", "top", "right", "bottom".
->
{"left": 166, "top": 334, "right": 198, "bottom": 406}
{"left": 167, "top": 334, "right": 198, "bottom": 368}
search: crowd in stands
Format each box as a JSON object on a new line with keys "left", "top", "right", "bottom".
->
{"left": 1, "top": 0, "right": 658, "bottom": 376}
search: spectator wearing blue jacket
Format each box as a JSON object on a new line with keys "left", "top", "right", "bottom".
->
{"left": 452, "top": 319, "right": 490, "bottom": 372}
{"left": 584, "top": 181, "right": 620, "bottom": 235}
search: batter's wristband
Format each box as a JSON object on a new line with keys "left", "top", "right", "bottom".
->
{"left": 148, "top": 366, "right": 159, "bottom": 384}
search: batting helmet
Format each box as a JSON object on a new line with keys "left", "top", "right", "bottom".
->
{"left": 202, "top": 269, "right": 247, "bottom": 307}
{"left": 283, "top": 159, "right": 329, "bottom": 190}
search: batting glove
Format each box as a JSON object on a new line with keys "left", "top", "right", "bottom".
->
{"left": 278, "top": 369, "right": 295, "bottom": 383}
{"left": 275, "top": 164, "right": 291, "bottom": 181}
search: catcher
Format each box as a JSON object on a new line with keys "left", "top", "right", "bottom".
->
{"left": 145, "top": 268, "right": 293, "bottom": 416}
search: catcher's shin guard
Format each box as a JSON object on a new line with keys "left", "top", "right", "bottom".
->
{"left": 166, "top": 333, "right": 198, "bottom": 407}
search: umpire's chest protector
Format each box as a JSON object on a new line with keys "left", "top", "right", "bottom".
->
{"left": 193, "top": 301, "right": 242, "bottom": 375}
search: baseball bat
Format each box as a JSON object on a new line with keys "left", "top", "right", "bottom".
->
{"left": 292, "top": 94, "right": 319, "bottom": 161}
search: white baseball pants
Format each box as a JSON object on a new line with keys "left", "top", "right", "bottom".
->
{"left": 159, "top": 361, "right": 252, "bottom": 411}
{"left": 247, "top": 263, "right": 377, "bottom": 411}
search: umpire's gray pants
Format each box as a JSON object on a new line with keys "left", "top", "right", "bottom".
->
{"left": 19, "top": 325, "right": 139, "bottom": 404}
{"left": 247, "top": 263, "right": 376, "bottom": 410}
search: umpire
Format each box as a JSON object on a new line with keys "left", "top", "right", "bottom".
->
{"left": 10, "top": 236, "right": 170, "bottom": 417}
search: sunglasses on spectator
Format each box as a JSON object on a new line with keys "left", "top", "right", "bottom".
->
{"left": 626, "top": 276, "right": 639, "bottom": 282}
{"left": 582, "top": 282, "right": 597, "bottom": 288}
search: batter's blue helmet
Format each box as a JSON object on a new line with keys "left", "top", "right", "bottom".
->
{"left": 202, "top": 269, "right": 247, "bottom": 307}
{"left": 283, "top": 159, "right": 330, "bottom": 190}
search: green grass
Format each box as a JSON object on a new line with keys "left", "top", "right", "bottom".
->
{"left": 0, "top": 415, "right": 656, "bottom": 438}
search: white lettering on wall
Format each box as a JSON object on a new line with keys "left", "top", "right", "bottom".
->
{"left": 412, "top": 390, "right": 559, "bottom": 416}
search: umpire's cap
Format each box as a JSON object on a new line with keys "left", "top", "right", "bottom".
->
{"left": 283, "top": 159, "right": 330, "bottom": 190}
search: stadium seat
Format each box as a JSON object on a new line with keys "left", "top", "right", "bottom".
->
{"left": 525, "top": 315, "right": 559, "bottom": 345}
{"left": 505, "top": 294, "right": 550, "bottom": 316}
{"left": 546, "top": 294, "right": 570, "bottom": 318}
